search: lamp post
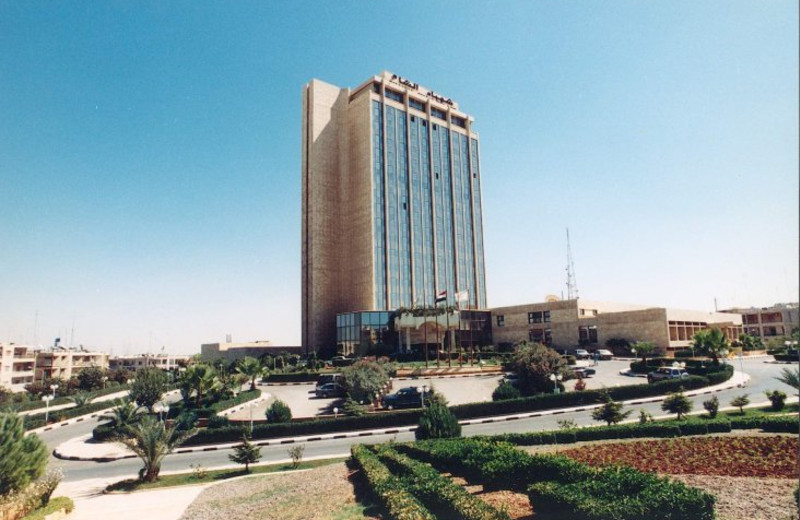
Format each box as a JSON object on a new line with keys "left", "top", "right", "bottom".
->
{"left": 421, "top": 385, "right": 429, "bottom": 407}
{"left": 49, "top": 383, "right": 59, "bottom": 398}
{"left": 153, "top": 401, "right": 169, "bottom": 422}
{"left": 333, "top": 406, "right": 339, "bottom": 419}
{"left": 42, "top": 394, "right": 53, "bottom": 423}
{"left": 549, "top": 373, "right": 562, "bottom": 395}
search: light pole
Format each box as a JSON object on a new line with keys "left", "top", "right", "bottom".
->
{"left": 42, "top": 394, "right": 53, "bottom": 423}
{"left": 549, "top": 373, "right": 562, "bottom": 394}
{"left": 333, "top": 406, "right": 339, "bottom": 419}
{"left": 49, "top": 383, "right": 59, "bottom": 398}
{"left": 153, "top": 401, "right": 169, "bottom": 422}
{"left": 421, "top": 385, "right": 429, "bottom": 407}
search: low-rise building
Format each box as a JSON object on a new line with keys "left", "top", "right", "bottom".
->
{"left": 0, "top": 343, "right": 37, "bottom": 391}
{"left": 109, "top": 353, "right": 192, "bottom": 372}
{"left": 490, "top": 299, "right": 743, "bottom": 356}
{"left": 721, "top": 303, "right": 799, "bottom": 343}
{"left": 200, "top": 340, "right": 302, "bottom": 362}
{"left": 34, "top": 347, "right": 109, "bottom": 381}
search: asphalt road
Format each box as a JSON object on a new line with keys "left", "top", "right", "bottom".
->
{"left": 42, "top": 356, "right": 796, "bottom": 483}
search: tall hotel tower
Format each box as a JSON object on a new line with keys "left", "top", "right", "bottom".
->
{"left": 302, "top": 72, "right": 487, "bottom": 353}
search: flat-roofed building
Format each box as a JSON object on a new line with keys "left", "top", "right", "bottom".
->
{"left": 0, "top": 342, "right": 37, "bottom": 391}
{"left": 490, "top": 299, "right": 743, "bottom": 356}
{"left": 109, "top": 353, "right": 192, "bottom": 372}
{"left": 721, "top": 303, "right": 799, "bottom": 342}
{"left": 302, "top": 72, "right": 487, "bottom": 355}
{"left": 200, "top": 340, "right": 302, "bottom": 363}
{"left": 34, "top": 347, "right": 109, "bottom": 381}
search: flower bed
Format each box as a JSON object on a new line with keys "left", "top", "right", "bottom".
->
{"left": 561, "top": 436, "right": 798, "bottom": 478}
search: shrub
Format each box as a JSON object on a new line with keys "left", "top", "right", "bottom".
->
{"left": 265, "top": 400, "right": 292, "bottom": 423}
{"left": 228, "top": 434, "right": 261, "bottom": 472}
{"left": 350, "top": 445, "right": 435, "bottom": 520}
{"left": 591, "top": 394, "right": 631, "bottom": 426}
{"left": 765, "top": 390, "right": 786, "bottom": 411}
{"left": 491, "top": 382, "right": 520, "bottom": 401}
{"left": 702, "top": 395, "right": 719, "bottom": 418}
{"left": 206, "top": 414, "right": 229, "bottom": 429}
{"left": 288, "top": 444, "right": 305, "bottom": 469}
{"left": 661, "top": 391, "right": 692, "bottom": 420}
{"left": 729, "top": 394, "right": 750, "bottom": 414}
{"left": 416, "top": 402, "right": 461, "bottom": 440}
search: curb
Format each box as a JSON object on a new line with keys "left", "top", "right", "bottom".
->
{"left": 55, "top": 371, "right": 749, "bottom": 461}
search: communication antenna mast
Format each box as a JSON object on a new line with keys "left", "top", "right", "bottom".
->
{"left": 566, "top": 228, "right": 579, "bottom": 300}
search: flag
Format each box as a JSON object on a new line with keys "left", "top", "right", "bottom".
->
{"left": 435, "top": 290, "right": 447, "bottom": 303}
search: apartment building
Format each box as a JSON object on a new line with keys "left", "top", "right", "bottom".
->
{"left": 722, "top": 303, "right": 799, "bottom": 342}
{"left": 0, "top": 342, "right": 37, "bottom": 391}
{"left": 34, "top": 347, "right": 109, "bottom": 381}
{"left": 109, "top": 353, "right": 192, "bottom": 372}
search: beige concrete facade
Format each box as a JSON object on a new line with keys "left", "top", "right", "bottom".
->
{"left": 721, "top": 303, "right": 799, "bottom": 342}
{"left": 302, "top": 72, "right": 485, "bottom": 355}
{"left": 490, "top": 299, "right": 743, "bottom": 355}
{"left": 109, "top": 354, "right": 192, "bottom": 372}
{"left": 34, "top": 347, "right": 109, "bottom": 381}
{"left": 200, "top": 341, "right": 301, "bottom": 362}
{"left": 0, "top": 342, "right": 36, "bottom": 391}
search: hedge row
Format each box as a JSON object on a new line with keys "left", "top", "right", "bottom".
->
{"left": 350, "top": 445, "right": 435, "bottom": 520}
{"left": 774, "top": 353, "right": 800, "bottom": 362}
{"left": 6, "top": 384, "right": 131, "bottom": 413}
{"left": 263, "top": 373, "right": 323, "bottom": 383}
{"left": 23, "top": 398, "right": 125, "bottom": 430}
{"left": 375, "top": 445, "right": 510, "bottom": 520}
{"left": 730, "top": 415, "right": 799, "bottom": 433}
{"left": 399, "top": 438, "right": 714, "bottom": 520}
{"left": 186, "top": 370, "right": 734, "bottom": 445}
{"left": 209, "top": 389, "right": 262, "bottom": 413}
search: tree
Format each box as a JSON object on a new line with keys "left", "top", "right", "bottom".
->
{"left": 180, "top": 364, "right": 219, "bottom": 407}
{"left": 661, "top": 390, "right": 692, "bottom": 420}
{"left": 591, "top": 394, "right": 631, "bottom": 426}
{"left": 341, "top": 359, "right": 389, "bottom": 403}
{"left": 0, "top": 413, "right": 48, "bottom": 495}
{"left": 266, "top": 399, "right": 292, "bottom": 423}
{"left": 229, "top": 434, "right": 261, "bottom": 472}
{"left": 100, "top": 400, "right": 142, "bottom": 431}
{"left": 729, "top": 394, "right": 750, "bottom": 414}
{"left": 702, "top": 395, "right": 719, "bottom": 418}
{"left": 77, "top": 366, "right": 107, "bottom": 391}
{"left": 509, "top": 341, "right": 567, "bottom": 395}
{"left": 765, "top": 390, "right": 787, "bottom": 411}
{"left": 70, "top": 391, "right": 91, "bottom": 407}
{"left": 236, "top": 356, "right": 266, "bottom": 391}
{"left": 129, "top": 367, "right": 167, "bottom": 412}
{"left": 776, "top": 367, "right": 800, "bottom": 392}
{"left": 491, "top": 382, "right": 521, "bottom": 401}
{"left": 415, "top": 402, "right": 461, "bottom": 440}
{"left": 736, "top": 333, "right": 763, "bottom": 352}
{"left": 631, "top": 341, "right": 656, "bottom": 365}
{"left": 118, "top": 415, "right": 195, "bottom": 482}
{"left": 693, "top": 328, "right": 729, "bottom": 365}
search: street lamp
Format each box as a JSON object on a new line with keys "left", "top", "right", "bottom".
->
{"left": 49, "top": 384, "right": 59, "bottom": 398}
{"left": 41, "top": 394, "right": 53, "bottom": 423}
{"left": 333, "top": 406, "right": 339, "bottom": 419}
{"left": 153, "top": 401, "right": 169, "bottom": 422}
{"left": 421, "top": 385, "right": 429, "bottom": 407}
{"left": 549, "top": 373, "right": 563, "bottom": 395}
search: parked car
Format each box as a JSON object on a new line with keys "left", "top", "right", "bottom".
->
{"left": 314, "top": 382, "right": 346, "bottom": 398}
{"left": 315, "top": 373, "right": 344, "bottom": 389}
{"left": 571, "top": 367, "right": 596, "bottom": 378}
{"left": 381, "top": 386, "right": 429, "bottom": 410}
{"left": 647, "top": 367, "right": 689, "bottom": 384}
{"left": 595, "top": 349, "right": 613, "bottom": 360}
{"left": 573, "top": 349, "right": 591, "bottom": 360}
{"left": 501, "top": 372, "right": 521, "bottom": 387}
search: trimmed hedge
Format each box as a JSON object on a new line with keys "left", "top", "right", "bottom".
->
{"left": 23, "top": 398, "right": 127, "bottom": 430}
{"left": 730, "top": 415, "right": 799, "bottom": 433}
{"left": 187, "top": 370, "right": 734, "bottom": 445}
{"left": 263, "top": 373, "right": 323, "bottom": 383}
{"left": 350, "top": 445, "right": 435, "bottom": 520}
{"left": 375, "top": 445, "right": 510, "bottom": 520}
{"left": 774, "top": 353, "right": 800, "bottom": 362}
{"left": 210, "top": 389, "right": 261, "bottom": 413}
{"left": 6, "top": 385, "right": 131, "bottom": 413}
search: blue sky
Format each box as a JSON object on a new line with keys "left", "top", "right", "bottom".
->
{"left": 1, "top": 1, "right": 797, "bottom": 355}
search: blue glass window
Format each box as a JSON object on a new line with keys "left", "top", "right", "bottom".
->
{"left": 409, "top": 98, "right": 425, "bottom": 111}
{"left": 385, "top": 89, "right": 404, "bottom": 103}
{"left": 431, "top": 108, "right": 446, "bottom": 120}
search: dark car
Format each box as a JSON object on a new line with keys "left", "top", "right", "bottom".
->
{"left": 314, "top": 382, "right": 346, "bottom": 398}
{"left": 647, "top": 367, "right": 689, "bottom": 384}
{"left": 381, "top": 386, "right": 429, "bottom": 410}
{"left": 571, "top": 367, "right": 596, "bottom": 378}
{"left": 315, "top": 373, "right": 344, "bottom": 389}
{"left": 501, "top": 372, "right": 521, "bottom": 387}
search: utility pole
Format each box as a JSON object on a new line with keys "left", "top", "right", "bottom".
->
{"left": 566, "top": 228, "right": 579, "bottom": 300}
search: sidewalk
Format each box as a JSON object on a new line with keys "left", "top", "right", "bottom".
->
{"left": 54, "top": 369, "right": 751, "bottom": 461}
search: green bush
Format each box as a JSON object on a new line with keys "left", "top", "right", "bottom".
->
{"left": 375, "top": 445, "right": 510, "bottom": 520}
{"left": 22, "top": 399, "right": 125, "bottom": 430}
{"left": 0, "top": 413, "right": 48, "bottom": 495}
{"left": 765, "top": 390, "right": 787, "bottom": 411}
{"left": 350, "top": 445, "right": 435, "bottom": 520}
{"left": 209, "top": 389, "right": 261, "bottom": 413}
{"left": 491, "top": 382, "right": 520, "bottom": 401}
{"left": 416, "top": 403, "right": 461, "bottom": 440}
{"left": 729, "top": 415, "right": 799, "bottom": 433}
{"left": 265, "top": 399, "right": 292, "bottom": 423}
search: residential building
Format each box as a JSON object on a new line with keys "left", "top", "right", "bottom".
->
{"left": 302, "top": 72, "right": 487, "bottom": 355}
{"left": 200, "top": 340, "right": 302, "bottom": 363}
{"left": 34, "top": 347, "right": 109, "bottom": 381}
{"left": 721, "top": 303, "right": 799, "bottom": 343}
{"left": 490, "top": 299, "right": 743, "bottom": 356}
{"left": 0, "top": 342, "right": 37, "bottom": 392}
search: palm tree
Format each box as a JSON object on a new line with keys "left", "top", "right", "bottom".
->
{"left": 118, "top": 416, "right": 196, "bottom": 482}
{"left": 776, "top": 367, "right": 800, "bottom": 392}
{"left": 182, "top": 364, "right": 218, "bottom": 407}
{"left": 100, "top": 400, "right": 142, "bottom": 431}
{"left": 694, "top": 328, "right": 729, "bottom": 365}
{"left": 236, "top": 357, "right": 265, "bottom": 391}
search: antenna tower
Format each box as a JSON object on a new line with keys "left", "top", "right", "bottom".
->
{"left": 566, "top": 228, "right": 578, "bottom": 300}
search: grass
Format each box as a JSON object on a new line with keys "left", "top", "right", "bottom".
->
{"left": 21, "top": 497, "right": 75, "bottom": 520}
{"left": 718, "top": 402, "right": 798, "bottom": 418}
{"left": 105, "top": 457, "right": 347, "bottom": 493}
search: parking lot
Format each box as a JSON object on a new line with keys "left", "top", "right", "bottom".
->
{"left": 225, "top": 359, "right": 639, "bottom": 420}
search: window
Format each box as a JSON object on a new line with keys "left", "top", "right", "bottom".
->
{"left": 451, "top": 115, "right": 466, "bottom": 128}
{"left": 385, "top": 89, "right": 404, "bottom": 103}
{"left": 496, "top": 315, "right": 505, "bottom": 327}
{"left": 527, "top": 311, "right": 551, "bottom": 324}
{"left": 409, "top": 98, "right": 425, "bottom": 111}
{"left": 431, "top": 108, "right": 446, "bottom": 120}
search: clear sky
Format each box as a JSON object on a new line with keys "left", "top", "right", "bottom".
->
{"left": 1, "top": 1, "right": 797, "bottom": 355}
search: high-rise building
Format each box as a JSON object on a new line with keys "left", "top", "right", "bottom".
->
{"left": 302, "top": 72, "right": 487, "bottom": 354}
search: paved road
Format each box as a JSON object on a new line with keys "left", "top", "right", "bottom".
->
{"left": 44, "top": 357, "right": 795, "bottom": 483}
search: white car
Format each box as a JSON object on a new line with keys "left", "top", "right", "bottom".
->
{"left": 595, "top": 349, "right": 613, "bottom": 360}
